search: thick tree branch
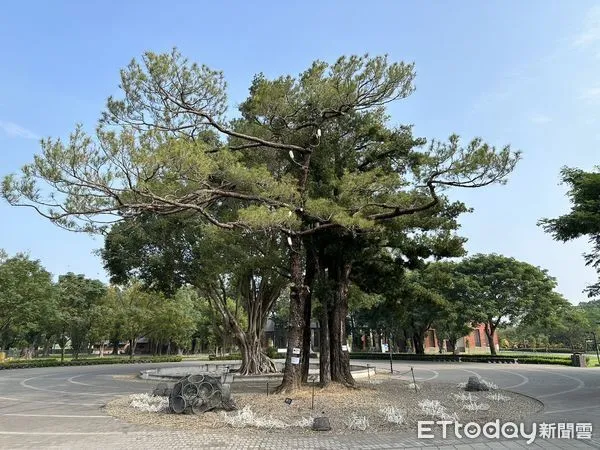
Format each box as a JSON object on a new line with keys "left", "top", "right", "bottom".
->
{"left": 156, "top": 85, "right": 312, "bottom": 155}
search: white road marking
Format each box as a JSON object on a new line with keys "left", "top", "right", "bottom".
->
{"left": 454, "top": 365, "right": 583, "bottom": 398}
{"left": 461, "top": 368, "right": 482, "bottom": 378}
{"left": 0, "top": 395, "right": 103, "bottom": 407}
{"left": 392, "top": 367, "right": 439, "bottom": 382}
{"left": 67, "top": 374, "right": 104, "bottom": 387}
{"left": 0, "top": 432, "right": 127, "bottom": 436}
{"left": 455, "top": 367, "right": 530, "bottom": 389}
{"left": 544, "top": 404, "right": 600, "bottom": 415}
{"left": 20, "top": 375, "right": 129, "bottom": 396}
{"left": 536, "top": 372, "right": 585, "bottom": 399}
{"left": 500, "top": 371, "right": 530, "bottom": 389}
{"left": 1, "top": 414, "right": 111, "bottom": 418}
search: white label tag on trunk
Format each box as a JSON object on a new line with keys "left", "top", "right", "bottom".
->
{"left": 292, "top": 347, "right": 301, "bottom": 354}
{"left": 291, "top": 356, "right": 300, "bottom": 365}
{"left": 342, "top": 345, "right": 348, "bottom": 351}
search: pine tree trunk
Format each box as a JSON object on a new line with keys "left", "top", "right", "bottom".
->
{"left": 329, "top": 262, "right": 354, "bottom": 386}
{"left": 301, "top": 297, "right": 312, "bottom": 383}
{"left": 301, "top": 245, "right": 316, "bottom": 383}
{"left": 276, "top": 239, "right": 306, "bottom": 393}
{"left": 319, "top": 301, "right": 331, "bottom": 387}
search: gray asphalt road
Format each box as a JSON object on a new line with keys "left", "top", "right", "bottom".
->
{"left": 0, "top": 360, "right": 598, "bottom": 449}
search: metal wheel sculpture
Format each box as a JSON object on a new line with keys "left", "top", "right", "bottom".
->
{"left": 167, "top": 374, "right": 235, "bottom": 414}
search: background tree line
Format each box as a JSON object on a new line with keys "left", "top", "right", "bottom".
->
{"left": 4, "top": 243, "right": 595, "bottom": 365}
{"left": 0, "top": 250, "right": 219, "bottom": 360}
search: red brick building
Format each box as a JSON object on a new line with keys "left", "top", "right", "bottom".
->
{"left": 424, "top": 323, "right": 499, "bottom": 353}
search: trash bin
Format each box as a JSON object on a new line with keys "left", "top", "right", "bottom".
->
{"left": 571, "top": 353, "right": 586, "bottom": 367}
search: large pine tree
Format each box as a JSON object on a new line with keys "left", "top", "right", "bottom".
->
{"left": 2, "top": 50, "right": 519, "bottom": 391}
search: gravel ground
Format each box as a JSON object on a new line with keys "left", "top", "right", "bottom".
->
{"left": 104, "top": 374, "right": 543, "bottom": 435}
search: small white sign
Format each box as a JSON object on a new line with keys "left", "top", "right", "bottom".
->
{"left": 291, "top": 356, "right": 300, "bottom": 365}
{"left": 292, "top": 347, "right": 301, "bottom": 355}
{"left": 341, "top": 345, "right": 348, "bottom": 351}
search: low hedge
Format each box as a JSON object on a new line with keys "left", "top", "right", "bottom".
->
{"left": 504, "top": 348, "right": 583, "bottom": 354}
{"left": 208, "top": 353, "right": 311, "bottom": 361}
{"left": 516, "top": 356, "right": 573, "bottom": 365}
{"left": 348, "top": 352, "right": 575, "bottom": 366}
{"left": 0, "top": 355, "right": 182, "bottom": 370}
{"left": 209, "top": 354, "right": 242, "bottom": 361}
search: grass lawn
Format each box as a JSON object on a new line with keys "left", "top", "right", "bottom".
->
{"left": 585, "top": 354, "right": 600, "bottom": 367}
{"left": 500, "top": 351, "right": 572, "bottom": 357}
{"left": 181, "top": 354, "right": 211, "bottom": 361}
{"left": 501, "top": 350, "right": 600, "bottom": 367}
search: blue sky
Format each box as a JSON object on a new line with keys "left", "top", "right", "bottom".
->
{"left": 1, "top": 1, "right": 599, "bottom": 303}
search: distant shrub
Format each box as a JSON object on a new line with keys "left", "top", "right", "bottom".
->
{"left": 349, "top": 352, "right": 573, "bottom": 366}
{"left": 0, "top": 355, "right": 182, "bottom": 370}
{"left": 209, "top": 354, "right": 242, "bottom": 361}
{"left": 266, "top": 347, "right": 278, "bottom": 359}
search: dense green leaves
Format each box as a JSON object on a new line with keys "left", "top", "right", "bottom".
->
{"left": 102, "top": 214, "right": 286, "bottom": 372}
{"left": 349, "top": 253, "right": 568, "bottom": 356}
{"left": 55, "top": 273, "right": 106, "bottom": 358}
{"left": 0, "top": 253, "right": 56, "bottom": 350}
{"left": 147, "top": 287, "right": 200, "bottom": 351}
{"left": 456, "top": 254, "right": 561, "bottom": 327}
{"left": 500, "top": 299, "right": 599, "bottom": 351}
{"left": 0, "top": 248, "right": 215, "bottom": 358}
{"left": 539, "top": 167, "right": 600, "bottom": 297}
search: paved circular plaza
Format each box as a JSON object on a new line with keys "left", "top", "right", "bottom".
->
{"left": 0, "top": 360, "right": 598, "bottom": 449}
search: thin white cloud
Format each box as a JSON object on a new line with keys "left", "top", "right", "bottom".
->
{"left": 0, "top": 120, "right": 39, "bottom": 140}
{"left": 573, "top": 6, "right": 600, "bottom": 47}
{"left": 583, "top": 117, "right": 597, "bottom": 125}
{"left": 470, "top": 89, "right": 510, "bottom": 114}
{"left": 579, "top": 87, "right": 600, "bottom": 101}
{"left": 529, "top": 114, "right": 551, "bottom": 124}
